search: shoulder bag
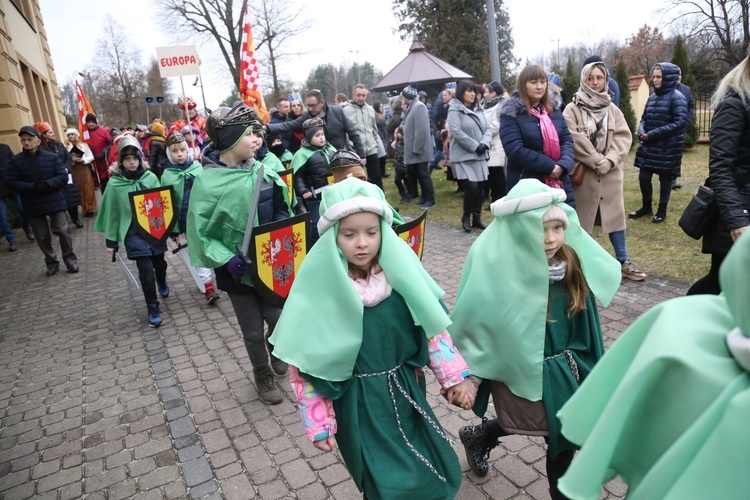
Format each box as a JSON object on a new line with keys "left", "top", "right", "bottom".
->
{"left": 678, "top": 178, "right": 718, "bottom": 240}
{"left": 569, "top": 161, "right": 585, "bottom": 186}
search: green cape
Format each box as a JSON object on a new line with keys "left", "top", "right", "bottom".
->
{"left": 260, "top": 152, "right": 285, "bottom": 172}
{"left": 186, "top": 162, "right": 291, "bottom": 287}
{"left": 269, "top": 178, "right": 449, "bottom": 382}
{"left": 449, "top": 179, "right": 621, "bottom": 401}
{"left": 160, "top": 160, "right": 202, "bottom": 233}
{"left": 290, "top": 143, "right": 337, "bottom": 173}
{"left": 557, "top": 232, "right": 750, "bottom": 500}
{"left": 93, "top": 170, "right": 160, "bottom": 244}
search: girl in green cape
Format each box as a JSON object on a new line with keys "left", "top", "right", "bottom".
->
{"left": 449, "top": 179, "right": 621, "bottom": 498}
{"left": 270, "top": 178, "right": 476, "bottom": 500}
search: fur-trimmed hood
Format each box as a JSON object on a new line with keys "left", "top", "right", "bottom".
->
{"left": 498, "top": 91, "right": 564, "bottom": 118}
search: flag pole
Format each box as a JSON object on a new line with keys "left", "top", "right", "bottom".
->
{"left": 179, "top": 76, "right": 197, "bottom": 151}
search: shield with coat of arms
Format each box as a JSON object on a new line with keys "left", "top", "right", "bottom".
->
{"left": 249, "top": 213, "right": 310, "bottom": 307}
{"left": 276, "top": 168, "right": 294, "bottom": 207}
{"left": 394, "top": 209, "right": 427, "bottom": 260}
{"left": 129, "top": 186, "right": 177, "bottom": 245}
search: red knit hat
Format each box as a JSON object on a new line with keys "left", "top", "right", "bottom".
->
{"left": 179, "top": 97, "right": 197, "bottom": 110}
{"left": 34, "top": 122, "right": 52, "bottom": 134}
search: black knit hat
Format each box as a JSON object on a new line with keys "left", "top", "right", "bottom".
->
{"left": 401, "top": 85, "right": 418, "bottom": 100}
{"left": 85, "top": 113, "right": 97, "bottom": 123}
{"left": 487, "top": 80, "right": 505, "bottom": 95}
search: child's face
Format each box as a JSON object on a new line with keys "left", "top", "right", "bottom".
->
{"left": 122, "top": 155, "right": 140, "bottom": 172}
{"left": 337, "top": 211, "right": 381, "bottom": 274}
{"left": 310, "top": 129, "right": 326, "bottom": 148}
{"left": 233, "top": 131, "right": 261, "bottom": 160}
{"left": 168, "top": 143, "right": 188, "bottom": 164}
{"left": 543, "top": 220, "right": 565, "bottom": 259}
{"left": 271, "top": 138, "right": 283, "bottom": 149}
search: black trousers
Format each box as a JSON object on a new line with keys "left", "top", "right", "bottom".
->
{"left": 364, "top": 153, "right": 382, "bottom": 189}
{"left": 638, "top": 168, "right": 672, "bottom": 205}
{"left": 135, "top": 254, "right": 168, "bottom": 306}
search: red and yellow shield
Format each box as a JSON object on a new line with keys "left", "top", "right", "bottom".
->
{"left": 277, "top": 168, "right": 294, "bottom": 207}
{"left": 129, "top": 186, "right": 177, "bottom": 245}
{"left": 249, "top": 213, "right": 310, "bottom": 307}
{"left": 394, "top": 209, "right": 427, "bottom": 260}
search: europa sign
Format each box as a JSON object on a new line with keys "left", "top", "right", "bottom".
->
{"left": 155, "top": 45, "right": 200, "bottom": 78}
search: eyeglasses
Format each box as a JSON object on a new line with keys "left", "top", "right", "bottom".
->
{"left": 306, "top": 101, "right": 321, "bottom": 110}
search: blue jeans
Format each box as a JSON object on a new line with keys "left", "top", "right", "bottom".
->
{"left": 608, "top": 230, "right": 628, "bottom": 262}
{"left": 0, "top": 193, "right": 30, "bottom": 243}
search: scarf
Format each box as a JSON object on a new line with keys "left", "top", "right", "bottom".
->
{"left": 548, "top": 257, "right": 567, "bottom": 282}
{"left": 529, "top": 106, "right": 563, "bottom": 189}
{"left": 351, "top": 264, "right": 393, "bottom": 306}
{"left": 483, "top": 95, "right": 502, "bottom": 110}
{"left": 572, "top": 63, "right": 612, "bottom": 153}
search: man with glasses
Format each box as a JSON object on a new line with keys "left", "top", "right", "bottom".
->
{"left": 267, "top": 89, "right": 366, "bottom": 175}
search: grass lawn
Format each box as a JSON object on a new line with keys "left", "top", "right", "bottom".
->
{"left": 382, "top": 145, "right": 711, "bottom": 285}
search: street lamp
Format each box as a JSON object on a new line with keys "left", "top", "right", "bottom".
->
{"left": 349, "top": 50, "right": 361, "bottom": 84}
{"left": 550, "top": 39, "right": 560, "bottom": 67}
{"left": 192, "top": 76, "right": 208, "bottom": 113}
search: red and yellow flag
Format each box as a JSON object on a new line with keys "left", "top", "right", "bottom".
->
{"left": 240, "top": 7, "right": 269, "bottom": 124}
{"left": 75, "top": 80, "right": 95, "bottom": 141}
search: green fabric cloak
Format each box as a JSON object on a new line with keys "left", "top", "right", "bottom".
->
{"left": 160, "top": 160, "right": 202, "bottom": 233}
{"left": 557, "top": 232, "right": 750, "bottom": 500}
{"left": 93, "top": 170, "right": 160, "bottom": 244}
{"left": 186, "top": 162, "right": 291, "bottom": 288}
{"left": 269, "top": 178, "right": 448, "bottom": 382}
{"left": 290, "top": 143, "right": 337, "bottom": 173}
{"left": 260, "top": 152, "right": 284, "bottom": 172}
{"left": 449, "top": 179, "right": 621, "bottom": 402}
{"left": 301, "top": 292, "right": 461, "bottom": 499}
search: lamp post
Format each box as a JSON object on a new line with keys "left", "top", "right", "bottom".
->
{"left": 193, "top": 75, "right": 208, "bottom": 113}
{"left": 349, "top": 50, "right": 361, "bottom": 84}
{"left": 550, "top": 39, "right": 560, "bottom": 67}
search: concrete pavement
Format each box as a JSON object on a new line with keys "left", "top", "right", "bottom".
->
{"left": 0, "top": 215, "right": 687, "bottom": 499}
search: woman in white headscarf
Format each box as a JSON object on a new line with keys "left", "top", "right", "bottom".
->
{"left": 563, "top": 61, "right": 646, "bottom": 282}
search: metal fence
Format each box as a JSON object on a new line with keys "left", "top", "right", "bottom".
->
{"left": 694, "top": 91, "right": 712, "bottom": 138}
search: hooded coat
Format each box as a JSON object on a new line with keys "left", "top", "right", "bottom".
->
{"left": 633, "top": 62, "right": 689, "bottom": 176}
{"left": 499, "top": 92, "right": 576, "bottom": 205}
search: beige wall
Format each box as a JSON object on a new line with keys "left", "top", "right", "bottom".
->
{"left": 0, "top": 0, "right": 66, "bottom": 151}
{"left": 630, "top": 80, "right": 650, "bottom": 126}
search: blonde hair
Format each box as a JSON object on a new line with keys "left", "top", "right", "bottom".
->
{"left": 711, "top": 55, "right": 750, "bottom": 108}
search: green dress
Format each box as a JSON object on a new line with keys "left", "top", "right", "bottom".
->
{"left": 301, "top": 291, "right": 461, "bottom": 500}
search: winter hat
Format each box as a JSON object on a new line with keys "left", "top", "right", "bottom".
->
{"left": 583, "top": 55, "right": 604, "bottom": 66}
{"left": 330, "top": 149, "right": 367, "bottom": 183}
{"left": 65, "top": 128, "right": 79, "bottom": 136}
{"left": 541, "top": 203, "right": 569, "bottom": 229}
{"left": 487, "top": 80, "right": 505, "bottom": 95}
{"left": 34, "top": 122, "right": 52, "bottom": 134}
{"left": 417, "top": 90, "right": 428, "bottom": 99}
{"left": 85, "top": 113, "right": 97, "bottom": 123}
{"left": 165, "top": 131, "right": 187, "bottom": 149}
{"left": 206, "top": 102, "right": 262, "bottom": 153}
{"left": 136, "top": 124, "right": 148, "bottom": 132}
{"left": 401, "top": 85, "right": 418, "bottom": 101}
{"left": 303, "top": 117, "right": 325, "bottom": 143}
{"left": 117, "top": 135, "right": 143, "bottom": 165}
{"left": 289, "top": 92, "right": 302, "bottom": 102}
{"left": 150, "top": 123, "right": 165, "bottom": 136}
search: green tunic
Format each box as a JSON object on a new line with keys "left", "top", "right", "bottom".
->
{"left": 473, "top": 282, "right": 604, "bottom": 459}
{"left": 301, "top": 291, "right": 461, "bottom": 500}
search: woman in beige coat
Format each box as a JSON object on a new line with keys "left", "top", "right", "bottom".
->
{"left": 563, "top": 62, "right": 646, "bottom": 281}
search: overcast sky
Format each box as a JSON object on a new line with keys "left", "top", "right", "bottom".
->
{"left": 40, "top": 0, "right": 668, "bottom": 108}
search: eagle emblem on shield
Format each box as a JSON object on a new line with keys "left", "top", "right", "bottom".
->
{"left": 128, "top": 186, "right": 177, "bottom": 245}
{"left": 249, "top": 213, "right": 310, "bottom": 307}
{"left": 394, "top": 209, "right": 427, "bottom": 260}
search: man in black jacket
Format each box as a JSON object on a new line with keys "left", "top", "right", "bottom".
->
{"left": 266, "top": 89, "right": 366, "bottom": 161}
{"left": 5, "top": 126, "right": 78, "bottom": 275}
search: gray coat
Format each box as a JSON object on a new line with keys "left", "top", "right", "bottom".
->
{"left": 401, "top": 99, "right": 434, "bottom": 165}
{"left": 447, "top": 99, "right": 492, "bottom": 163}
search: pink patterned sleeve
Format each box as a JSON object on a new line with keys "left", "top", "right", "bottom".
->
{"left": 289, "top": 365, "right": 337, "bottom": 442}
{"left": 427, "top": 330, "right": 471, "bottom": 389}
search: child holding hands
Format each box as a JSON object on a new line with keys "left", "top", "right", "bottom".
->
{"left": 449, "top": 179, "right": 621, "bottom": 498}
{"left": 270, "top": 178, "right": 476, "bottom": 499}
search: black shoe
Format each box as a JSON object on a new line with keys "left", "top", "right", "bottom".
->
{"left": 382, "top": 173, "right": 391, "bottom": 178}
{"left": 472, "top": 217, "right": 487, "bottom": 230}
{"left": 459, "top": 423, "right": 495, "bottom": 476}
{"left": 67, "top": 264, "right": 79, "bottom": 273}
{"left": 629, "top": 207, "right": 653, "bottom": 219}
{"left": 46, "top": 265, "right": 59, "bottom": 276}
{"left": 23, "top": 227, "right": 35, "bottom": 240}
{"left": 74, "top": 219, "right": 84, "bottom": 228}
{"left": 85, "top": 211, "right": 95, "bottom": 218}
{"left": 671, "top": 180, "right": 682, "bottom": 190}
{"left": 462, "top": 216, "right": 471, "bottom": 233}
{"left": 400, "top": 196, "right": 411, "bottom": 204}
{"left": 416, "top": 201, "right": 435, "bottom": 209}
{"left": 653, "top": 203, "right": 667, "bottom": 223}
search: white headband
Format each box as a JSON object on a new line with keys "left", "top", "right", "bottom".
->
{"left": 317, "top": 196, "right": 393, "bottom": 236}
{"left": 490, "top": 188, "right": 567, "bottom": 218}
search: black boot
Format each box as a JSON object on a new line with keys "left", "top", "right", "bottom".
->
{"left": 458, "top": 417, "right": 501, "bottom": 476}
{"left": 472, "top": 183, "right": 487, "bottom": 229}
{"left": 653, "top": 202, "right": 668, "bottom": 223}
{"left": 462, "top": 183, "right": 474, "bottom": 233}
{"left": 629, "top": 200, "right": 653, "bottom": 219}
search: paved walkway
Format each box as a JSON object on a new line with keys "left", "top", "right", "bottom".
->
{"left": 0, "top": 215, "right": 687, "bottom": 499}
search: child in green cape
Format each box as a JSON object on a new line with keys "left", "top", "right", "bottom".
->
{"left": 270, "top": 178, "right": 476, "bottom": 500}
{"left": 449, "top": 179, "right": 621, "bottom": 498}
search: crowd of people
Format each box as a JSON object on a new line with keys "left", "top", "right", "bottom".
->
{"left": 2, "top": 51, "right": 749, "bottom": 499}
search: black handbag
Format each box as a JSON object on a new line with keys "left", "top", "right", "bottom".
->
{"left": 679, "top": 180, "right": 718, "bottom": 240}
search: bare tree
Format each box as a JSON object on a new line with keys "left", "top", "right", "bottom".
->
{"left": 59, "top": 80, "right": 77, "bottom": 126}
{"left": 663, "top": 0, "right": 750, "bottom": 68}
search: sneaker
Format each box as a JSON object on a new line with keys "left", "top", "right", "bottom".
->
{"left": 147, "top": 303, "right": 162, "bottom": 328}
{"left": 204, "top": 283, "right": 220, "bottom": 305}
{"left": 254, "top": 366, "right": 283, "bottom": 405}
{"left": 416, "top": 200, "right": 436, "bottom": 209}
{"left": 8, "top": 241, "right": 17, "bottom": 252}
{"left": 621, "top": 260, "right": 647, "bottom": 281}
{"left": 399, "top": 196, "right": 412, "bottom": 204}
{"left": 158, "top": 282, "right": 170, "bottom": 298}
{"left": 270, "top": 354, "right": 288, "bottom": 376}
{"left": 459, "top": 422, "right": 492, "bottom": 476}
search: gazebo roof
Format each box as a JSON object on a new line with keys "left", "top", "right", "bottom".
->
{"left": 371, "top": 39, "right": 473, "bottom": 94}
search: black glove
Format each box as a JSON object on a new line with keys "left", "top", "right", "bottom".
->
{"left": 475, "top": 144, "right": 489, "bottom": 156}
{"left": 33, "top": 181, "right": 48, "bottom": 194}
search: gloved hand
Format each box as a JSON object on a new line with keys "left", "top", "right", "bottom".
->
{"left": 226, "top": 255, "right": 247, "bottom": 278}
{"left": 33, "top": 181, "right": 48, "bottom": 194}
{"left": 475, "top": 144, "right": 489, "bottom": 156}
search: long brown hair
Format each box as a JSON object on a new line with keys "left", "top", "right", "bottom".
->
{"left": 517, "top": 64, "right": 552, "bottom": 114}
{"left": 347, "top": 257, "right": 380, "bottom": 281}
{"left": 556, "top": 244, "right": 589, "bottom": 317}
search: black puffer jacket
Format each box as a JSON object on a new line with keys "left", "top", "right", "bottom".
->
{"left": 499, "top": 92, "right": 576, "bottom": 206}
{"left": 5, "top": 147, "right": 67, "bottom": 216}
{"left": 702, "top": 93, "right": 750, "bottom": 254}
{"left": 293, "top": 143, "right": 333, "bottom": 197}
{"left": 634, "top": 62, "right": 689, "bottom": 175}
{"left": 201, "top": 144, "right": 291, "bottom": 294}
